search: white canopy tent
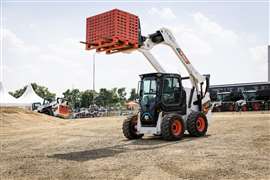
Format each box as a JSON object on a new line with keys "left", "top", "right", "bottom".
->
{"left": 0, "top": 82, "right": 22, "bottom": 106}
{"left": 17, "top": 84, "right": 44, "bottom": 105}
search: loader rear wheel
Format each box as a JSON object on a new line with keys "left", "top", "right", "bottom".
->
{"left": 161, "top": 114, "right": 184, "bottom": 141}
{"left": 187, "top": 111, "right": 208, "bottom": 137}
{"left": 122, "top": 115, "right": 144, "bottom": 140}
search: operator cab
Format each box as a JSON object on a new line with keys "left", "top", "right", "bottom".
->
{"left": 139, "top": 73, "right": 186, "bottom": 127}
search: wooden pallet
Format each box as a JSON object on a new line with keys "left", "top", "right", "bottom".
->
{"left": 85, "top": 36, "right": 138, "bottom": 54}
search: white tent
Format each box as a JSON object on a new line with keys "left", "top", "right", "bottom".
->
{"left": 17, "top": 84, "right": 44, "bottom": 105}
{"left": 0, "top": 82, "right": 22, "bottom": 106}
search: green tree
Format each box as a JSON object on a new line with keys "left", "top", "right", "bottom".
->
{"left": 111, "top": 88, "right": 119, "bottom": 105}
{"left": 9, "top": 86, "right": 27, "bottom": 98}
{"left": 31, "top": 83, "right": 56, "bottom": 101}
{"left": 117, "top": 87, "right": 127, "bottom": 104}
{"left": 95, "top": 88, "right": 110, "bottom": 107}
{"left": 80, "top": 90, "right": 96, "bottom": 108}
{"left": 63, "top": 89, "right": 81, "bottom": 109}
{"left": 128, "top": 88, "right": 138, "bottom": 101}
{"left": 9, "top": 83, "right": 56, "bottom": 101}
{"left": 94, "top": 88, "right": 120, "bottom": 107}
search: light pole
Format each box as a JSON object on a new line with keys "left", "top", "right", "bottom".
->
{"left": 92, "top": 52, "right": 96, "bottom": 105}
{"left": 93, "top": 52, "right": 96, "bottom": 91}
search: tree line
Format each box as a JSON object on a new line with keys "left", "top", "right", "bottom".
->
{"left": 9, "top": 83, "right": 138, "bottom": 109}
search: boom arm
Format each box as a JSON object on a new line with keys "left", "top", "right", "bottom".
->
{"left": 138, "top": 48, "right": 166, "bottom": 73}
{"left": 139, "top": 28, "right": 206, "bottom": 92}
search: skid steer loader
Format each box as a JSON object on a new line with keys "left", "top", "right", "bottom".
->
{"left": 82, "top": 9, "right": 212, "bottom": 140}
{"left": 37, "top": 98, "right": 72, "bottom": 119}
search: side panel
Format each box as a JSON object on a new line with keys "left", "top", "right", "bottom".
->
{"left": 185, "top": 87, "right": 212, "bottom": 124}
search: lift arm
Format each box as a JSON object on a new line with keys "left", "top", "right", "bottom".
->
{"left": 139, "top": 27, "right": 206, "bottom": 93}
{"left": 138, "top": 48, "right": 166, "bottom": 73}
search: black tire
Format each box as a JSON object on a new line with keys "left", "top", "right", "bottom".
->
{"left": 161, "top": 114, "right": 185, "bottom": 141}
{"left": 187, "top": 111, "right": 208, "bottom": 137}
{"left": 43, "top": 108, "right": 54, "bottom": 116}
{"left": 122, "top": 115, "right": 144, "bottom": 140}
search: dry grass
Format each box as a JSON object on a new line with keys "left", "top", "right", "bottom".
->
{"left": 0, "top": 107, "right": 269, "bottom": 179}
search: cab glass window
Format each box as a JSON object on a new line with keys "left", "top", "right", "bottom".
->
{"left": 162, "top": 77, "right": 181, "bottom": 105}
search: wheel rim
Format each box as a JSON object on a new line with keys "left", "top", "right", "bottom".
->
{"left": 196, "top": 117, "right": 206, "bottom": 132}
{"left": 132, "top": 123, "right": 137, "bottom": 132}
{"left": 229, "top": 105, "right": 234, "bottom": 111}
{"left": 253, "top": 103, "right": 260, "bottom": 111}
{"left": 171, "top": 119, "right": 182, "bottom": 136}
{"left": 131, "top": 118, "right": 137, "bottom": 133}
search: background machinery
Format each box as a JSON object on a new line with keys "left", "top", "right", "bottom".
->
{"left": 83, "top": 9, "right": 212, "bottom": 140}
{"left": 210, "top": 82, "right": 270, "bottom": 112}
{"left": 37, "top": 98, "right": 72, "bottom": 119}
{"left": 211, "top": 89, "right": 270, "bottom": 112}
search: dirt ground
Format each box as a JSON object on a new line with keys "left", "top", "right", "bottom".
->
{"left": 0, "top": 107, "right": 269, "bottom": 180}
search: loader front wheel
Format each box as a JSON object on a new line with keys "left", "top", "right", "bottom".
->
{"left": 122, "top": 115, "right": 143, "bottom": 140}
{"left": 43, "top": 108, "right": 54, "bottom": 116}
{"left": 161, "top": 114, "right": 185, "bottom": 141}
{"left": 187, "top": 111, "right": 208, "bottom": 137}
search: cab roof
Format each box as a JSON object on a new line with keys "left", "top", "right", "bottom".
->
{"left": 139, "top": 73, "right": 181, "bottom": 78}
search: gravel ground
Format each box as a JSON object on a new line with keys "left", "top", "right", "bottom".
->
{"left": 0, "top": 107, "right": 269, "bottom": 180}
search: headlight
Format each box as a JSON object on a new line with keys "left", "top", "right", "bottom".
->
{"left": 144, "top": 115, "right": 150, "bottom": 120}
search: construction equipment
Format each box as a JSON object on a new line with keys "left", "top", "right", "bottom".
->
{"left": 212, "top": 90, "right": 270, "bottom": 112}
{"left": 212, "top": 91, "right": 242, "bottom": 112}
{"left": 83, "top": 9, "right": 212, "bottom": 140}
{"left": 240, "top": 90, "right": 270, "bottom": 111}
{"left": 37, "top": 98, "right": 72, "bottom": 119}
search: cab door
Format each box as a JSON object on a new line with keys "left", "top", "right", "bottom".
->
{"left": 161, "top": 75, "right": 186, "bottom": 113}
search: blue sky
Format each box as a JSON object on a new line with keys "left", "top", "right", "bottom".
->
{"left": 1, "top": 0, "right": 269, "bottom": 96}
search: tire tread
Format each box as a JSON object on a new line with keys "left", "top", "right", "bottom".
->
{"left": 122, "top": 115, "right": 143, "bottom": 139}
{"left": 187, "top": 111, "right": 208, "bottom": 137}
{"left": 161, "top": 113, "right": 184, "bottom": 141}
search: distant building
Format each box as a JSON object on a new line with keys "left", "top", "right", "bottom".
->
{"left": 210, "top": 82, "right": 270, "bottom": 99}
{"left": 210, "top": 45, "right": 270, "bottom": 100}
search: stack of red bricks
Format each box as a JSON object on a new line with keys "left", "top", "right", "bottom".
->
{"left": 85, "top": 9, "right": 140, "bottom": 54}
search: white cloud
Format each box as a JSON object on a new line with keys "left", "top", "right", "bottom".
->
{"left": 3, "top": 7, "right": 267, "bottom": 94}
{"left": 148, "top": 7, "right": 176, "bottom": 20}
{"left": 3, "top": 28, "right": 40, "bottom": 54}
{"left": 152, "top": 11, "right": 267, "bottom": 83}
{"left": 193, "top": 12, "right": 223, "bottom": 34}
{"left": 2, "top": 29, "right": 90, "bottom": 95}
{"left": 248, "top": 45, "right": 268, "bottom": 82}
{"left": 3, "top": 29, "right": 24, "bottom": 46}
{"left": 249, "top": 45, "right": 267, "bottom": 64}
{"left": 29, "top": 23, "right": 36, "bottom": 29}
{"left": 166, "top": 25, "right": 213, "bottom": 56}
{"left": 192, "top": 12, "right": 239, "bottom": 44}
